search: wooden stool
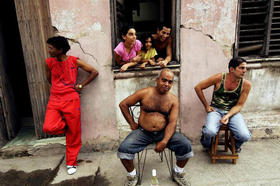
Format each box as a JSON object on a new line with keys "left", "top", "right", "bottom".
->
{"left": 210, "top": 124, "right": 238, "bottom": 164}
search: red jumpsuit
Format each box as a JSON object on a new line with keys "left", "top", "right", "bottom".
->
{"left": 43, "top": 56, "right": 81, "bottom": 166}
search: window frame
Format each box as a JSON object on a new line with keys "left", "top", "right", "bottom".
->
{"left": 110, "top": 0, "right": 181, "bottom": 72}
{"left": 234, "top": 0, "right": 280, "bottom": 61}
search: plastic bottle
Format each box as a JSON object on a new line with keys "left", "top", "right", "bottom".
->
{"left": 150, "top": 169, "right": 159, "bottom": 186}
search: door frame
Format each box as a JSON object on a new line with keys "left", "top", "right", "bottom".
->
{"left": 14, "top": 0, "right": 53, "bottom": 138}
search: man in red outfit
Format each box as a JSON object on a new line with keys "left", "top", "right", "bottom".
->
{"left": 43, "top": 36, "right": 98, "bottom": 175}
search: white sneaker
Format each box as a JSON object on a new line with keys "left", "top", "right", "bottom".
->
{"left": 173, "top": 170, "right": 191, "bottom": 186}
{"left": 125, "top": 175, "right": 138, "bottom": 186}
{"left": 67, "top": 165, "right": 77, "bottom": 175}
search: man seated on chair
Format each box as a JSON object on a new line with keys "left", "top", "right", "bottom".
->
{"left": 117, "top": 68, "right": 193, "bottom": 186}
{"left": 194, "top": 57, "right": 252, "bottom": 153}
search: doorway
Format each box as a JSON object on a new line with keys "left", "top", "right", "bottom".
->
{"left": 0, "top": 0, "right": 34, "bottom": 141}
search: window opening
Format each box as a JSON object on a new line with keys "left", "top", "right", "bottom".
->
{"left": 235, "top": 0, "right": 280, "bottom": 59}
{"left": 111, "top": 0, "right": 180, "bottom": 71}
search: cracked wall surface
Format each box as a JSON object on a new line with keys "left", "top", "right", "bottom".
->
{"left": 180, "top": 28, "right": 228, "bottom": 142}
{"left": 47, "top": 0, "right": 280, "bottom": 146}
{"left": 180, "top": 0, "right": 280, "bottom": 142}
{"left": 48, "top": 0, "right": 240, "bottom": 144}
{"left": 179, "top": 0, "right": 237, "bottom": 142}
{"left": 181, "top": 0, "right": 238, "bottom": 57}
{"left": 181, "top": 0, "right": 280, "bottom": 141}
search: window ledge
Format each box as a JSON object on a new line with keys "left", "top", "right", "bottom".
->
{"left": 246, "top": 58, "right": 280, "bottom": 69}
{"left": 114, "top": 65, "right": 180, "bottom": 79}
{"left": 245, "top": 57, "right": 280, "bottom": 63}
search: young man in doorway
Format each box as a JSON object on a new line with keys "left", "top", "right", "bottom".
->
{"left": 43, "top": 36, "right": 98, "bottom": 175}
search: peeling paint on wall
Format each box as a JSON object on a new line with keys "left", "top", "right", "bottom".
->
{"left": 89, "top": 22, "right": 102, "bottom": 31}
{"left": 90, "top": 0, "right": 99, "bottom": 5}
{"left": 48, "top": 0, "right": 280, "bottom": 145}
{"left": 51, "top": 10, "right": 76, "bottom": 32}
{"left": 182, "top": 0, "right": 238, "bottom": 57}
{"left": 244, "top": 67, "right": 280, "bottom": 112}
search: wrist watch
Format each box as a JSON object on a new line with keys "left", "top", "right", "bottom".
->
{"left": 78, "top": 84, "right": 83, "bottom": 89}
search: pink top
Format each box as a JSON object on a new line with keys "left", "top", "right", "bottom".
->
{"left": 114, "top": 40, "right": 142, "bottom": 62}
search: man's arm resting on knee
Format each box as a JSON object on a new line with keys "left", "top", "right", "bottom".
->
{"left": 194, "top": 73, "right": 222, "bottom": 112}
{"left": 119, "top": 88, "right": 147, "bottom": 130}
{"left": 220, "top": 80, "right": 251, "bottom": 124}
{"left": 155, "top": 96, "right": 179, "bottom": 152}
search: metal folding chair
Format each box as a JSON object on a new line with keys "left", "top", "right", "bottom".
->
{"left": 129, "top": 104, "right": 174, "bottom": 185}
{"left": 136, "top": 144, "right": 174, "bottom": 185}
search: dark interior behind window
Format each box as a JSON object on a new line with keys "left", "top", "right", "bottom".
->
{"left": 111, "top": 0, "right": 180, "bottom": 70}
{"left": 116, "top": 0, "right": 171, "bottom": 42}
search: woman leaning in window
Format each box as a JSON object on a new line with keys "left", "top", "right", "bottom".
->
{"left": 114, "top": 25, "right": 142, "bottom": 72}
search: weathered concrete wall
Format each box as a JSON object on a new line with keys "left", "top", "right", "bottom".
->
{"left": 48, "top": 0, "right": 280, "bottom": 149}
{"left": 49, "top": 0, "right": 119, "bottom": 150}
{"left": 114, "top": 70, "right": 179, "bottom": 139}
{"left": 179, "top": 29, "right": 228, "bottom": 142}
{"left": 244, "top": 65, "right": 280, "bottom": 112}
{"left": 180, "top": 0, "right": 237, "bottom": 142}
{"left": 242, "top": 64, "right": 280, "bottom": 139}
{"left": 181, "top": 0, "right": 238, "bottom": 57}
{"left": 180, "top": 0, "right": 280, "bottom": 142}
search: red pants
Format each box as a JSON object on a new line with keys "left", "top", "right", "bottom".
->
{"left": 43, "top": 99, "right": 81, "bottom": 166}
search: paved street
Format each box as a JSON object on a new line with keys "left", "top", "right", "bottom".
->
{"left": 0, "top": 138, "right": 280, "bottom": 186}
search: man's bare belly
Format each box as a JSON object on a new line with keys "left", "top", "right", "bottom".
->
{"left": 139, "top": 111, "right": 167, "bottom": 132}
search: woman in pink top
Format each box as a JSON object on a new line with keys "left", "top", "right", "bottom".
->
{"left": 114, "top": 26, "right": 142, "bottom": 72}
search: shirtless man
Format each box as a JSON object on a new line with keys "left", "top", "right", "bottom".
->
{"left": 118, "top": 68, "right": 193, "bottom": 186}
{"left": 194, "top": 57, "right": 251, "bottom": 153}
{"left": 152, "top": 23, "right": 172, "bottom": 67}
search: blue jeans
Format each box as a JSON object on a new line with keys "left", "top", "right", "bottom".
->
{"left": 200, "top": 108, "right": 251, "bottom": 149}
{"left": 117, "top": 127, "right": 194, "bottom": 161}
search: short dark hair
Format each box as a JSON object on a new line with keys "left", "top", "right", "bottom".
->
{"left": 46, "top": 36, "right": 70, "bottom": 54}
{"left": 156, "top": 22, "right": 171, "bottom": 31}
{"left": 140, "top": 34, "right": 154, "bottom": 51}
{"left": 228, "top": 57, "right": 246, "bottom": 70}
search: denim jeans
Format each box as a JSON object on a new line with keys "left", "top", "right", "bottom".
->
{"left": 200, "top": 108, "right": 251, "bottom": 149}
{"left": 117, "top": 127, "right": 194, "bottom": 161}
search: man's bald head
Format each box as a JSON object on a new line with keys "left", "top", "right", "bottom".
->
{"left": 158, "top": 68, "right": 174, "bottom": 79}
{"left": 156, "top": 68, "right": 174, "bottom": 94}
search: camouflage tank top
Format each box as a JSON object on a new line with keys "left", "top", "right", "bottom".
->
{"left": 210, "top": 73, "right": 243, "bottom": 111}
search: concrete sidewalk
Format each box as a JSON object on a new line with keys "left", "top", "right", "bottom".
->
{"left": 0, "top": 138, "right": 280, "bottom": 186}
